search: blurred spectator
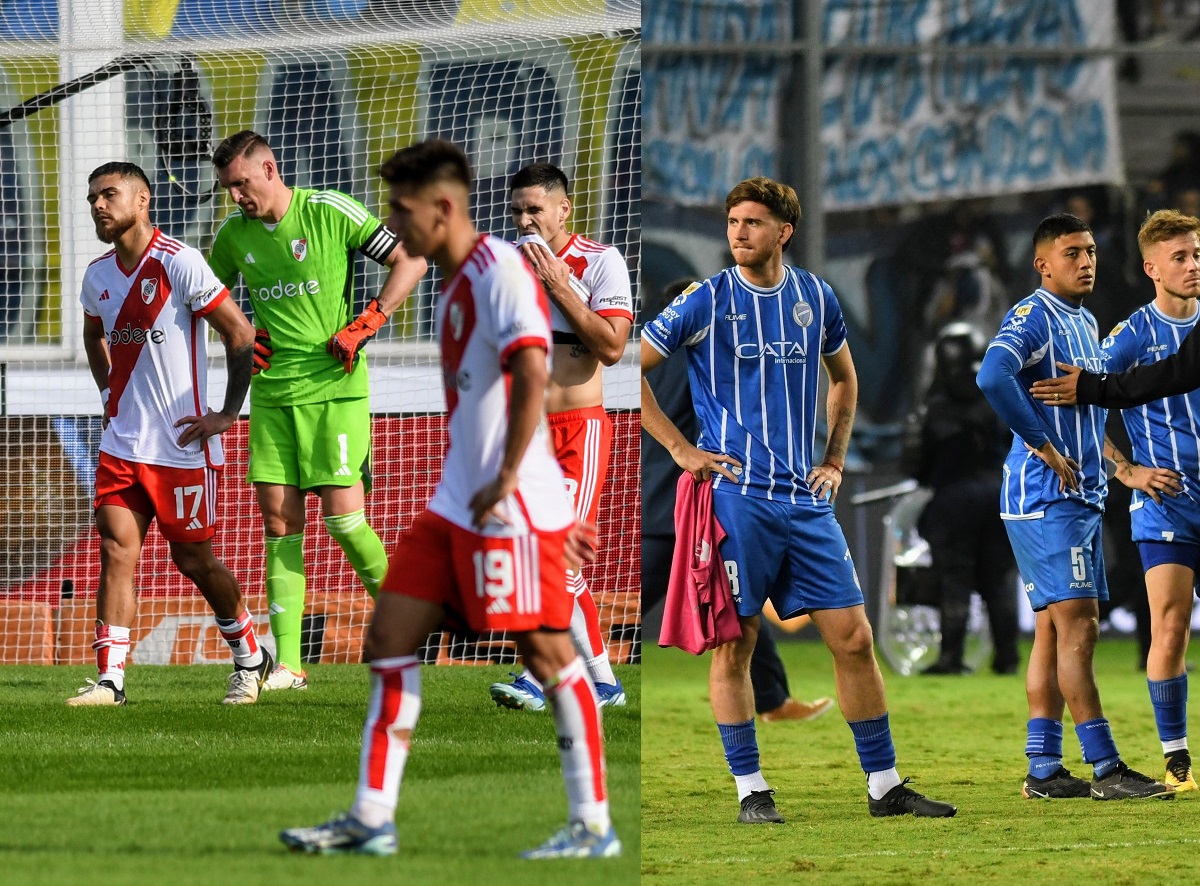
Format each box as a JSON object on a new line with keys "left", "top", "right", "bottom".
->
{"left": 901, "top": 322, "right": 1019, "bottom": 675}
{"left": 1146, "top": 131, "right": 1200, "bottom": 212}
{"left": 895, "top": 199, "right": 1014, "bottom": 334}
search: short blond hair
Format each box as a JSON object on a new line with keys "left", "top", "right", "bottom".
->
{"left": 1138, "top": 209, "right": 1200, "bottom": 257}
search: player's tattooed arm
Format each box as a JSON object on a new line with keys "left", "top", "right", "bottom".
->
{"left": 1103, "top": 434, "right": 1181, "bottom": 505}
{"left": 811, "top": 344, "right": 858, "bottom": 500}
{"left": 176, "top": 297, "right": 255, "bottom": 447}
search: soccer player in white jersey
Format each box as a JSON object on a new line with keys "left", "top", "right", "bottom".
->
{"left": 1071, "top": 210, "right": 1200, "bottom": 791}
{"left": 642, "top": 176, "right": 956, "bottom": 823}
{"left": 67, "top": 162, "right": 272, "bottom": 707}
{"left": 280, "top": 140, "right": 618, "bottom": 859}
{"left": 489, "top": 162, "right": 632, "bottom": 712}
{"left": 977, "top": 213, "right": 1172, "bottom": 800}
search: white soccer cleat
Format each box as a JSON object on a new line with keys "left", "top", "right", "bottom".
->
{"left": 222, "top": 649, "right": 274, "bottom": 705}
{"left": 65, "top": 678, "right": 126, "bottom": 707}
{"left": 262, "top": 663, "right": 308, "bottom": 692}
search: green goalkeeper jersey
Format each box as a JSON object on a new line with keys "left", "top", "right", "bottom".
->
{"left": 209, "top": 187, "right": 397, "bottom": 407}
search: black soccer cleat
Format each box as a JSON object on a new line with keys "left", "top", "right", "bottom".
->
{"left": 738, "top": 790, "right": 785, "bottom": 824}
{"left": 1022, "top": 766, "right": 1092, "bottom": 799}
{"left": 868, "top": 778, "right": 957, "bottom": 818}
{"left": 1091, "top": 762, "right": 1175, "bottom": 800}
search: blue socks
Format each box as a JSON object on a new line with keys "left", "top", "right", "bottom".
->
{"left": 1148, "top": 674, "right": 1188, "bottom": 743}
{"left": 848, "top": 713, "right": 897, "bottom": 773}
{"left": 1026, "top": 717, "right": 1064, "bottom": 779}
{"left": 718, "top": 719, "right": 760, "bottom": 776}
{"left": 1076, "top": 717, "right": 1121, "bottom": 778}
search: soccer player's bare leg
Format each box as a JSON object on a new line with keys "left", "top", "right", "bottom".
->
{"left": 709, "top": 615, "right": 783, "bottom": 820}
{"left": 811, "top": 604, "right": 921, "bottom": 807}
{"left": 809, "top": 605, "right": 886, "bottom": 722}
{"left": 170, "top": 539, "right": 267, "bottom": 681}
{"left": 319, "top": 482, "right": 389, "bottom": 600}
{"left": 65, "top": 505, "right": 148, "bottom": 704}
{"left": 256, "top": 482, "right": 308, "bottom": 684}
{"left": 1146, "top": 564, "right": 1197, "bottom": 789}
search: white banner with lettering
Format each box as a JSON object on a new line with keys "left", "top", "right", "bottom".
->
{"left": 644, "top": 0, "right": 1122, "bottom": 209}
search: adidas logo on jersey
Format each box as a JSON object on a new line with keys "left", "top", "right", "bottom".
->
{"left": 185, "top": 518, "right": 204, "bottom": 530}
{"left": 244, "top": 253, "right": 255, "bottom": 264}
{"left": 99, "top": 289, "right": 110, "bottom": 301}
{"left": 335, "top": 465, "right": 353, "bottom": 476}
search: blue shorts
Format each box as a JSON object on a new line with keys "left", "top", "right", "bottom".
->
{"left": 1003, "top": 502, "right": 1108, "bottom": 612}
{"left": 712, "top": 491, "right": 863, "bottom": 619}
{"left": 1138, "top": 541, "right": 1200, "bottom": 573}
{"left": 1131, "top": 492, "right": 1200, "bottom": 547}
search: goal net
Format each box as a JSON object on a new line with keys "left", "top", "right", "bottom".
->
{"left": 0, "top": 0, "right": 641, "bottom": 668}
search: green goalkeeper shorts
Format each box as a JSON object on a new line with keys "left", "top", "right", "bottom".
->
{"left": 247, "top": 398, "right": 373, "bottom": 492}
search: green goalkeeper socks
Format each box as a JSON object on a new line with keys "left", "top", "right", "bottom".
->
{"left": 265, "top": 533, "right": 306, "bottom": 672}
{"left": 324, "top": 510, "right": 388, "bottom": 599}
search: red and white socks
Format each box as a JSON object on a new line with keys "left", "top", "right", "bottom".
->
{"left": 215, "top": 611, "right": 264, "bottom": 669}
{"left": 544, "top": 656, "right": 611, "bottom": 834}
{"left": 352, "top": 655, "right": 422, "bottom": 828}
{"left": 93, "top": 623, "right": 130, "bottom": 690}
{"left": 569, "top": 578, "right": 618, "bottom": 687}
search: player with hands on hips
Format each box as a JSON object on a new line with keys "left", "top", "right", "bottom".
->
{"left": 69, "top": 161, "right": 272, "bottom": 708}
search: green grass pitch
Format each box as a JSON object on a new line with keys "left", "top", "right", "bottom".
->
{"left": 1, "top": 663, "right": 639, "bottom": 886}
{"left": 642, "top": 638, "right": 1200, "bottom": 884}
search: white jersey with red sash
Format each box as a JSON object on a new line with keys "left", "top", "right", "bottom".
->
{"left": 79, "top": 228, "right": 231, "bottom": 469}
{"left": 550, "top": 233, "right": 634, "bottom": 339}
{"left": 429, "top": 234, "right": 575, "bottom": 536}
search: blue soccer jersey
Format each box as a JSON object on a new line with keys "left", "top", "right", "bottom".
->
{"left": 643, "top": 265, "right": 848, "bottom": 504}
{"left": 1104, "top": 303, "right": 1200, "bottom": 516}
{"left": 979, "top": 288, "right": 1108, "bottom": 516}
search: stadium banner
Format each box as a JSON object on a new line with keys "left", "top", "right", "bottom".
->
{"left": 644, "top": 0, "right": 1121, "bottom": 210}
{"left": 3, "top": 414, "right": 640, "bottom": 665}
{"left": 643, "top": 0, "right": 787, "bottom": 206}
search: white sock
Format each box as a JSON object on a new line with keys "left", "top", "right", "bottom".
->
{"left": 351, "top": 655, "right": 421, "bottom": 828}
{"left": 215, "top": 612, "right": 264, "bottom": 669}
{"left": 544, "top": 657, "right": 610, "bottom": 833}
{"left": 569, "top": 577, "right": 617, "bottom": 686}
{"left": 94, "top": 624, "right": 130, "bottom": 691}
{"left": 1164, "top": 738, "right": 1189, "bottom": 755}
{"left": 733, "top": 771, "right": 770, "bottom": 801}
{"left": 867, "top": 768, "right": 902, "bottom": 800}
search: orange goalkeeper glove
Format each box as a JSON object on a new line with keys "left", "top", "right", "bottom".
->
{"left": 252, "top": 328, "right": 272, "bottom": 375}
{"left": 328, "top": 298, "right": 387, "bottom": 373}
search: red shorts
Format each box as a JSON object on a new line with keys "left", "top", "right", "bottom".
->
{"left": 549, "top": 406, "right": 611, "bottom": 525}
{"left": 94, "top": 452, "right": 219, "bottom": 542}
{"left": 381, "top": 510, "right": 572, "bottom": 633}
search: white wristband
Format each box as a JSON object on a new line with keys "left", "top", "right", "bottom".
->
{"left": 100, "top": 388, "right": 110, "bottom": 408}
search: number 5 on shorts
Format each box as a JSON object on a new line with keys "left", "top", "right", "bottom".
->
{"left": 174, "top": 485, "right": 203, "bottom": 520}
{"left": 1069, "top": 546, "right": 1086, "bottom": 582}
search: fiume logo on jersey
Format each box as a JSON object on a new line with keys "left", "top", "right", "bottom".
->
{"left": 141, "top": 278, "right": 158, "bottom": 304}
{"left": 252, "top": 279, "right": 320, "bottom": 301}
{"left": 291, "top": 238, "right": 307, "bottom": 262}
{"left": 792, "top": 300, "right": 813, "bottom": 328}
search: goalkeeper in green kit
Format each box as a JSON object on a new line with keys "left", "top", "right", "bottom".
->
{"left": 208, "top": 130, "right": 428, "bottom": 690}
